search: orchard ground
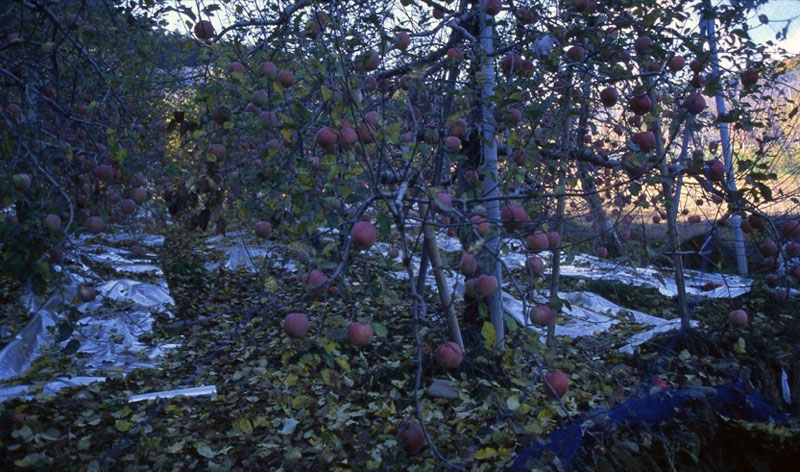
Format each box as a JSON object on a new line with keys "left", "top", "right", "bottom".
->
{"left": 1, "top": 223, "right": 799, "bottom": 471}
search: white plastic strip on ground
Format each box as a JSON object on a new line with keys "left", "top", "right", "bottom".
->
{"left": 449, "top": 235, "right": 754, "bottom": 299}
{"left": 0, "top": 231, "right": 176, "bottom": 401}
{"left": 128, "top": 384, "right": 217, "bottom": 403}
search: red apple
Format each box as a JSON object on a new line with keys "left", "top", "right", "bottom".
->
{"left": 514, "top": 7, "right": 537, "bottom": 24}
{"left": 435, "top": 341, "right": 463, "bottom": 369}
{"left": 362, "top": 50, "right": 380, "bottom": 71}
{"left": 316, "top": 126, "right": 338, "bottom": 150}
{"left": 449, "top": 119, "right": 468, "bottom": 137}
{"left": 45, "top": 214, "right": 61, "bottom": 231}
{"left": 474, "top": 274, "right": 498, "bottom": 297}
{"left": 346, "top": 321, "right": 373, "bottom": 346}
{"left": 728, "top": 309, "right": 747, "bottom": 327}
{"left": 351, "top": 221, "right": 377, "bottom": 250}
{"left": 634, "top": 35, "right": 652, "bottom": 54}
{"left": 683, "top": 92, "right": 706, "bottom": 114}
{"left": 79, "top": 286, "right": 97, "bottom": 302}
{"left": 485, "top": 0, "right": 502, "bottom": 16}
{"left": 765, "top": 273, "right": 779, "bottom": 288}
{"left": 595, "top": 246, "right": 608, "bottom": 258}
{"left": 95, "top": 165, "right": 113, "bottom": 181}
{"left": 566, "top": 45, "right": 586, "bottom": 62}
{"left": 444, "top": 136, "right": 461, "bottom": 153}
{"left": 277, "top": 70, "right": 295, "bottom": 87}
{"left": 706, "top": 159, "right": 725, "bottom": 181}
{"left": 257, "top": 61, "right": 277, "bottom": 78}
{"left": 397, "top": 421, "right": 426, "bottom": 455}
{"left": 470, "top": 215, "right": 490, "bottom": 236}
{"left": 395, "top": 32, "right": 411, "bottom": 50}
{"left": 283, "top": 312, "right": 309, "bottom": 338}
{"left": 760, "top": 240, "right": 778, "bottom": 257}
{"left": 119, "top": 199, "right": 136, "bottom": 215}
{"left": 431, "top": 192, "right": 452, "bottom": 213}
{"left": 530, "top": 305, "right": 553, "bottom": 326}
{"left": 632, "top": 131, "right": 656, "bottom": 152}
{"left": 338, "top": 126, "right": 358, "bottom": 146}
{"left": 130, "top": 186, "right": 147, "bottom": 204}
{"left": 544, "top": 370, "right": 569, "bottom": 398}
{"left": 668, "top": 55, "right": 685, "bottom": 71}
{"left": 459, "top": 253, "right": 479, "bottom": 275}
{"left": 599, "top": 87, "right": 618, "bottom": 107}
{"left": 303, "top": 269, "right": 328, "bottom": 287}
{"left": 690, "top": 58, "right": 705, "bottom": 73}
{"left": 228, "top": 61, "right": 246, "bottom": 75}
{"left": 500, "top": 204, "right": 528, "bottom": 229}
{"left": 526, "top": 255, "right": 544, "bottom": 275}
{"left": 255, "top": 221, "right": 272, "bottom": 238}
{"left": 446, "top": 47, "right": 462, "bottom": 61}
{"left": 194, "top": 20, "right": 215, "bottom": 39}
{"left": 741, "top": 69, "right": 758, "bottom": 87}
{"left": 547, "top": 231, "right": 561, "bottom": 249}
{"left": 747, "top": 214, "right": 766, "bottom": 231}
{"left": 129, "top": 245, "right": 146, "bottom": 257}
{"left": 781, "top": 220, "right": 800, "bottom": 237}
{"left": 85, "top": 216, "right": 104, "bottom": 233}
{"left": 629, "top": 94, "right": 652, "bottom": 115}
{"left": 527, "top": 231, "right": 550, "bottom": 252}
{"left": 208, "top": 143, "right": 226, "bottom": 159}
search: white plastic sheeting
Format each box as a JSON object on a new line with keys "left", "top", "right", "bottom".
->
{"left": 128, "top": 384, "right": 217, "bottom": 403}
{"left": 203, "top": 234, "right": 297, "bottom": 273}
{"left": 556, "top": 254, "right": 753, "bottom": 300}
{"left": 0, "top": 231, "right": 175, "bottom": 401}
{"left": 379, "top": 237, "right": 704, "bottom": 352}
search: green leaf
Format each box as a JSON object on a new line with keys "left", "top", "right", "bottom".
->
{"left": 115, "top": 420, "right": 132, "bottom": 432}
{"left": 167, "top": 440, "right": 185, "bottom": 454}
{"left": 194, "top": 442, "right": 216, "bottom": 459}
{"left": 372, "top": 322, "right": 388, "bottom": 337}
{"left": 506, "top": 395, "right": 520, "bottom": 411}
{"left": 234, "top": 417, "right": 253, "bottom": 434}
{"left": 734, "top": 337, "right": 746, "bottom": 354}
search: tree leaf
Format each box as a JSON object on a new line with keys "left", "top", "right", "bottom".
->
{"left": 481, "top": 322, "right": 496, "bottom": 350}
{"left": 194, "top": 442, "right": 216, "bottom": 458}
{"left": 475, "top": 447, "right": 497, "bottom": 460}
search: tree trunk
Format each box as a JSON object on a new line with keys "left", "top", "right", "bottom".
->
{"left": 419, "top": 203, "right": 464, "bottom": 351}
{"left": 649, "top": 84, "right": 691, "bottom": 330}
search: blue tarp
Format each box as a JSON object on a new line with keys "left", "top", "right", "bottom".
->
{"left": 508, "top": 382, "right": 791, "bottom": 471}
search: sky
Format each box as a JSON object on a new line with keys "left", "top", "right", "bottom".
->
{"left": 746, "top": 0, "right": 800, "bottom": 53}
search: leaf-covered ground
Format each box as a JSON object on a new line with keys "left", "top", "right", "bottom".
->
{"left": 1, "top": 228, "right": 799, "bottom": 471}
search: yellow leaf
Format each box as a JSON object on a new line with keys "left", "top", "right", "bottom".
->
{"left": 317, "top": 337, "right": 336, "bottom": 354}
{"left": 285, "top": 373, "right": 298, "bottom": 387}
{"left": 481, "top": 322, "right": 496, "bottom": 350}
{"left": 336, "top": 356, "right": 351, "bottom": 373}
{"left": 475, "top": 447, "right": 497, "bottom": 460}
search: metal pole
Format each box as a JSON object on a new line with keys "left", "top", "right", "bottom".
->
{"left": 479, "top": 11, "right": 504, "bottom": 351}
{"left": 702, "top": 2, "right": 749, "bottom": 275}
